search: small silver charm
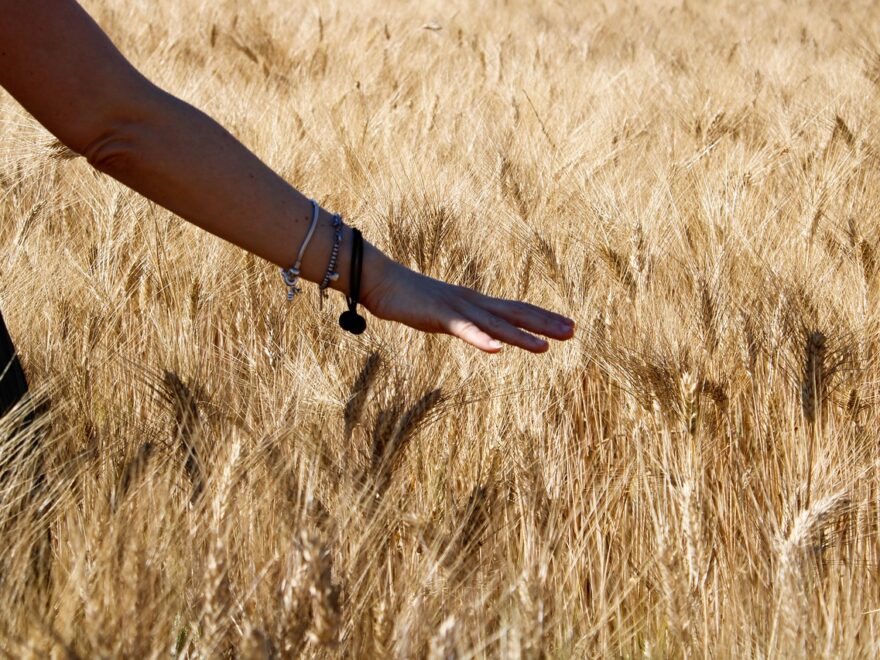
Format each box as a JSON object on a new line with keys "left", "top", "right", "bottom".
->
{"left": 281, "top": 267, "right": 302, "bottom": 301}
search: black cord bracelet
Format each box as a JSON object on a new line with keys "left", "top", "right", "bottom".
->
{"left": 339, "top": 227, "right": 367, "bottom": 335}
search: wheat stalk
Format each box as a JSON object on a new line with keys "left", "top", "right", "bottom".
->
{"left": 371, "top": 595, "right": 393, "bottom": 658}
{"left": 160, "top": 370, "right": 204, "bottom": 503}
{"left": 276, "top": 544, "right": 309, "bottom": 656}
{"left": 344, "top": 351, "right": 381, "bottom": 443}
{"left": 428, "top": 616, "right": 459, "bottom": 660}
{"left": 630, "top": 222, "right": 650, "bottom": 291}
{"left": 599, "top": 244, "right": 637, "bottom": 298}
{"left": 302, "top": 532, "right": 340, "bottom": 648}
{"left": 772, "top": 492, "right": 850, "bottom": 656}
{"left": 201, "top": 536, "right": 233, "bottom": 654}
{"left": 698, "top": 277, "right": 718, "bottom": 353}
{"left": 368, "top": 388, "right": 443, "bottom": 499}
{"left": 656, "top": 521, "right": 689, "bottom": 649}
{"left": 801, "top": 331, "right": 826, "bottom": 426}
{"left": 239, "top": 624, "right": 276, "bottom": 660}
{"left": 114, "top": 441, "right": 154, "bottom": 511}
{"left": 679, "top": 371, "right": 700, "bottom": 436}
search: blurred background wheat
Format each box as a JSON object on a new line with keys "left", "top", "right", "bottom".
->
{"left": 3, "top": 0, "right": 880, "bottom": 656}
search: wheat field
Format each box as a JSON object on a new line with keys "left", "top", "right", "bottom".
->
{"left": 2, "top": 0, "right": 880, "bottom": 656}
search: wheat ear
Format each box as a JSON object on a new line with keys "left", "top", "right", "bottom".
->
{"left": 344, "top": 351, "right": 381, "bottom": 443}
{"left": 161, "top": 370, "right": 204, "bottom": 503}
{"left": 302, "top": 532, "right": 340, "bottom": 648}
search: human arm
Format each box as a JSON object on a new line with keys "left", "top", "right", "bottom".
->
{"left": 0, "top": 0, "right": 575, "bottom": 353}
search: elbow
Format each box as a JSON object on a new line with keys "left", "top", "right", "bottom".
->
{"left": 78, "top": 123, "right": 141, "bottom": 178}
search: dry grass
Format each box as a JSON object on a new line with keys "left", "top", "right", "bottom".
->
{"left": 2, "top": 0, "right": 880, "bottom": 656}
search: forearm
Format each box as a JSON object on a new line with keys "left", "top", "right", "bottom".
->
{"left": 0, "top": 0, "right": 389, "bottom": 302}
{"left": 83, "top": 88, "right": 389, "bottom": 298}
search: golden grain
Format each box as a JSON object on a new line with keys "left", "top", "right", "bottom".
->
{"left": 0, "top": 0, "right": 878, "bottom": 655}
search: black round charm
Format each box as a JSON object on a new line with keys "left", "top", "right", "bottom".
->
{"left": 339, "top": 310, "right": 367, "bottom": 335}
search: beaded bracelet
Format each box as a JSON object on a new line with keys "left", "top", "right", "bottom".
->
{"left": 318, "top": 213, "right": 343, "bottom": 310}
{"left": 280, "top": 199, "right": 319, "bottom": 301}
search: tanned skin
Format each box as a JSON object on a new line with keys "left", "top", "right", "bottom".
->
{"left": 0, "top": 0, "right": 575, "bottom": 353}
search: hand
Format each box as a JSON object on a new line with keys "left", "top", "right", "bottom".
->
{"left": 360, "top": 256, "right": 576, "bottom": 354}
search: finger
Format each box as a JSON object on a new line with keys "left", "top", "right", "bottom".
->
{"left": 444, "top": 313, "right": 505, "bottom": 354}
{"left": 456, "top": 300, "right": 551, "bottom": 353}
{"left": 469, "top": 293, "right": 575, "bottom": 340}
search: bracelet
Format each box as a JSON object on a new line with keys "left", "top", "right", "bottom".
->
{"left": 279, "top": 199, "right": 319, "bottom": 301}
{"left": 339, "top": 227, "right": 367, "bottom": 335}
{"left": 318, "top": 213, "right": 343, "bottom": 310}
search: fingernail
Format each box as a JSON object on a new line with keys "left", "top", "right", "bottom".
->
{"left": 488, "top": 339, "right": 503, "bottom": 350}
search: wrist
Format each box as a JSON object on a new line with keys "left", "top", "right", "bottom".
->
{"left": 286, "top": 201, "right": 396, "bottom": 311}
{"left": 327, "top": 223, "right": 395, "bottom": 306}
{"left": 359, "top": 238, "right": 398, "bottom": 314}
